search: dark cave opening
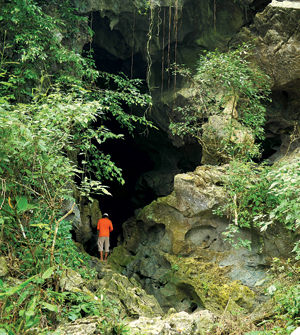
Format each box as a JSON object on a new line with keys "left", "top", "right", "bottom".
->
{"left": 81, "top": 11, "right": 204, "bottom": 254}
{"left": 88, "top": 121, "right": 156, "bottom": 251}
{"left": 83, "top": 11, "right": 147, "bottom": 82}
{"left": 259, "top": 137, "right": 282, "bottom": 161}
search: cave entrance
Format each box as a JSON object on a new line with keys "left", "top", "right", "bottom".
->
{"left": 81, "top": 11, "right": 151, "bottom": 253}
{"left": 92, "top": 124, "right": 155, "bottom": 251}
{"left": 81, "top": 11, "right": 203, "bottom": 255}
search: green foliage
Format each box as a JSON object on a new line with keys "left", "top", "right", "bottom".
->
{"left": 0, "top": 0, "right": 98, "bottom": 101}
{"left": 0, "top": 82, "right": 151, "bottom": 234}
{"left": 169, "top": 44, "right": 271, "bottom": 162}
{"left": 213, "top": 156, "right": 300, "bottom": 333}
{"left": 0, "top": 0, "right": 153, "bottom": 254}
{"left": 214, "top": 160, "right": 278, "bottom": 249}
{"left": 218, "top": 157, "right": 300, "bottom": 256}
{"left": 0, "top": 266, "right": 125, "bottom": 334}
{"left": 262, "top": 159, "right": 300, "bottom": 233}
{"left": 0, "top": 1, "right": 153, "bottom": 333}
{"left": 245, "top": 259, "right": 300, "bottom": 334}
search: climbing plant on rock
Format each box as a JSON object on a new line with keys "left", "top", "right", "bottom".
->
{"left": 169, "top": 44, "right": 271, "bottom": 163}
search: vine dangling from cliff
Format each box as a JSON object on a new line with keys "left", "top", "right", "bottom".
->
{"left": 161, "top": 7, "right": 166, "bottom": 95}
{"left": 173, "top": 0, "right": 179, "bottom": 91}
{"left": 167, "top": 1, "right": 172, "bottom": 88}
{"left": 214, "top": 0, "right": 216, "bottom": 35}
{"left": 146, "top": 0, "right": 154, "bottom": 91}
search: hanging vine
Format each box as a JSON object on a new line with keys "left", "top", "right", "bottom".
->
{"left": 146, "top": 0, "right": 154, "bottom": 91}
{"left": 167, "top": 1, "right": 172, "bottom": 88}
{"left": 161, "top": 7, "right": 166, "bottom": 95}
{"left": 173, "top": 0, "right": 179, "bottom": 91}
{"left": 131, "top": 5, "right": 136, "bottom": 79}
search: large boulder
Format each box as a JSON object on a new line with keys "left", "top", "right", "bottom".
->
{"left": 97, "top": 271, "right": 163, "bottom": 318}
{"left": 201, "top": 115, "right": 255, "bottom": 165}
{"left": 123, "top": 248, "right": 257, "bottom": 315}
{"left": 126, "top": 310, "right": 216, "bottom": 335}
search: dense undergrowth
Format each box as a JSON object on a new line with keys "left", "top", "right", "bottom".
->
{"left": 0, "top": 0, "right": 151, "bottom": 333}
{"left": 0, "top": 221, "right": 128, "bottom": 334}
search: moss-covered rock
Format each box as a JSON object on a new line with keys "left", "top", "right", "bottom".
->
{"left": 98, "top": 271, "right": 163, "bottom": 318}
{"left": 134, "top": 165, "right": 229, "bottom": 256}
{"left": 158, "top": 254, "right": 256, "bottom": 316}
{"left": 60, "top": 268, "right": 85, "bottom": 292}
{"left": 107, "top": 245, "right": 136, "bottom": 272}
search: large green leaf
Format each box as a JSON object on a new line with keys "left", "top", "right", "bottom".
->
{"left": 42, "top": 267, "right": 54, "bottom": 279}
{"left": 2, "top": 275, "right": 36, "bottom": 297}
{"left": 16, "top": 196, "right": 28, "bottom": 212}
{"left": 41, "top": 302, "right": 58, "bottom": 312}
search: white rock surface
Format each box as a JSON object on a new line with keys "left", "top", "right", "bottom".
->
{"left": 290, "top": 327, "right": 300, "bottom": 335}
{"left": 272, "top": 0, "right": 300, "bottom": 9}
{"left": 127, "top": 310, "right": 216, "bottom": 335}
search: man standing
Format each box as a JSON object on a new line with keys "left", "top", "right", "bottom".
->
{"left": 97, "top": 213, "right": 113, "bottom": 261}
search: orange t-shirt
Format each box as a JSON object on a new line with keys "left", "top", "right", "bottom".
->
{"left": 97, "top": 218, "right": 113, "bottom": 237}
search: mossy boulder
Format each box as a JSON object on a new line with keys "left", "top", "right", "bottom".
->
{"left": 107, "top": 245, "right": 136, "bottom": 272}
{"left": 123, "top": 249, "right": 257, "bottom": 315}
{"left": 163, "top": 254, "right": 256, "bottom": 316}
{"left": 98, "top": 271, "right": 163, "bottom": 318}
{"left": 131, "top": 165, "right": 230, "bottom": 256}
{"left": 60, "top": 268, "right": 85, "bottom": 292}
{"left": 201, "top": 115, "right": 255, "bottom": 165}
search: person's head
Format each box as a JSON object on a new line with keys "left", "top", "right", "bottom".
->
{"left": 103, "top": 213, "right": 110, "bottom": 219}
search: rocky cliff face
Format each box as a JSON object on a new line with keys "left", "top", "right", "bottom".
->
{"left": 233, "top": 0, "right": 300, "bottom": 162}
{"left": 69, "top": 0, "right": 300, "bottom": 319}
{"left": 108, "top": 163, "right": 294, "bottom": 315}
{"left": 72, "top": 0, "right": 268, "bottom": 211}
{"left": 71, "top": 0, "right": 300, "bottom": 214}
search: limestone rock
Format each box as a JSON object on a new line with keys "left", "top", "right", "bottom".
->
{"left": 60, "top": 268, "right": 85, "bottom": 292}
{"left": 80, "top": 198, "right": 101, "bottom": 229}
{"left": 201, "top": 115, "right": 255, "bottom": 165}
{"left": 54, "top": 316, "right": 102, "bottom": 335}
{"left": 124, "top": 249, "right": 257, "bottom": 315}
{"left": 126, "top": 310, "right": 216, "bottom": 335}
{"left": 107, "top": 245, "right": 136, "bottom": 272}
{"left": 98, "top": 271, "right": 163, "bottom": 318}
{"left": 74, "top": 0, "right": 253, "bottom": 136}
{"left": 61, "top": 197, "right": 102, "bottom": 252}
{"left": 233, "top": 1, "right": 300, "bottom": 158}
{"left": 0, "top": 257, "right": 8, "bottom": 277}
{"left": 132, "top": 165, "right": 229, "bottom": 256}
{"left": 236, "top": 2, "right": 300, "bottom": 91}
{"left": 117, "top": 164, "right": 294, "bottom": 314}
